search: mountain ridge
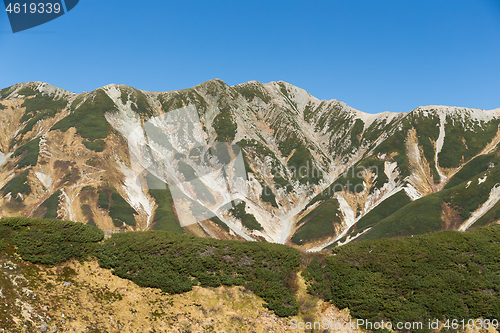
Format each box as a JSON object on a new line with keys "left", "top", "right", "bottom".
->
{"left": 1, "top": 79, "right": 500, "bottom": 250}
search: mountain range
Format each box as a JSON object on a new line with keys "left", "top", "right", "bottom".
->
{"left": 1, "top": 79, "right": 500, "bottom": 251}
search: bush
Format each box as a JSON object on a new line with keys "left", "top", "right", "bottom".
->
{"left": 213, "top": 106, "right": 237, "bottom": 142}
{"left": 39, "top": 190, "right": 60, "bottom": 219}
{"left": 96, "top": 231, "right": 300, "bottom": 317}
{"left": 303, "top": 226, "right": 500, "bottom": 331}
{"left": 0, "top": 217, "right": 104, "bottom": 265}
{"left": 19, "top": 93, "right": 67, "bottom": 135}
{"left": 261, "top": 185, "right": 278, "bottom": 207}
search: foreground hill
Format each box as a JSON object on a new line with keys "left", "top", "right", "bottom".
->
{"left": 1, "top": 81, "right": 500, "bottom": 249}
{"left": 1, "top": 217, "right": 500, "bottom": 332}
{"left": 0, "top": 217, "right": 362, "bottom": 332}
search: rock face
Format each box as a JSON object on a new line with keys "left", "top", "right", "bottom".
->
{"left": 1, "top": 80, "right": 500, "bottom": 250}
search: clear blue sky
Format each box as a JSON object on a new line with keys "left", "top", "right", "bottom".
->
{"left": 1, "top": 0, "right": 499, "bottom": 113}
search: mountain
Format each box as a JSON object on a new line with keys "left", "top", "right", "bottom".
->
{"left": 1, "top": 80, "right": 500, "bottom": 250}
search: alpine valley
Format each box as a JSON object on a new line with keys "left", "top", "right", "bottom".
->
{"left": 1, "top": 79, "right": 500, "bottom": 251}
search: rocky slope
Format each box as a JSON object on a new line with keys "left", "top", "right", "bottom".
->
{"left": 1, "top": 80, "right": 500, "bottom": 250}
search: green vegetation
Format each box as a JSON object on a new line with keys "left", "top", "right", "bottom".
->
{"left": 372, "top": 117, "right": 411, "bottom": 179}
{"left": 230, "top": 201, "right": 262, "bottom": 230}
{"left": 445, "top": 151, "right": 500, "bottom": 189}
{"left": 473, "top": 200, "right": 500, "bottom": 228}
{"left": 1, "top": 170, "right": 31, "bottom": 198}
{"left": 83, "top": 140, "right": 105, "bottom": 152}
{"left": 287, "top": 145, "right": 322, "bottom": 185}
{"left": 145, "top": 173, "right": 184, "bottom": 233}
{"left": 97, "top": 187, "right": 137, "bottom": 227}
{"left": 209, "top": 215, "right": 230, "bottom": 232}
{"left": 357, "top": 193, "right": 444, "bottom": 242}
{"left": 310, "top": 102, "right": 349, "bottom": 135}
{"left": 19, "top": 93, "right": 67, "bottom": 135}
{"left": 237, "top": 139, "right": 293, "bottom": 191}
{"left": 261, "top": 185, "right": 278, "bottom": 207}
{"left": 213, "top": 106, "right": 237, "bottom": 142}
{"left": 0, "top": 84, "right": 16, "bottom": 98}
{"left": 158, "top": 93, "right": 184, "bottom": 113}
{"left": 0, "top": 103, "right": 6, "bottom": 110}
{"left": 39, "top": 190, "right": 60, "bottom": 219}
{"left": 96, "top": 230, "right": 300, "bottom": 316}
{"left": 302, "top": 101, "right": 323, "bottom": 125}
{"left": 119, "top": 87, "right": 154, "bottom": 117}
{"left": 354, "top": 163, "right": 500, "bottom": 241}
{"left": 276, "top": 82, "right": 298, "bottom": 110}
{"left": 291, "top": 198, "right": 341, "bottom": 245}
{"left": 350, "top": 119, "right": 364, "bottom": 145}
{"left": 0, "top": 217, "right": 103, "bottom": 265}
{"left": 131, "top": 89, "right": 154, "bottom": 116}
{"left": 81, "top": 204, "right": 96, "bottom": 226}
{"left": 412, "top": 112, "right": 441, "bottom": 182}
{"left": 17, "top": 87, "right": 38, "bottom": 97}
{"left": 2, "top": 214, "right": 500, "bottom": 323}
{"left": 341, "top": 190, "right": 411, "bottom": 240}
{"left": 305, "top": 161, "right": 382, "bottom": 210}
{"left": 234, "top": 82, "right": 271, "bottom": 103}
{"left": 303, "top": 226, "right": 500, "bottom": 331}
{"left": 52, "top": 89, "right": 115, "bottom": 140}
{"left": 439, "top": 118, "right": 500, "bottom": 169}
{"left": 12, "top": 137, "right": 41, "bottom": 168}
{"left": 446, "top": 164, "right": 500, "bottom": 221}
{"left": 159, "top": 88, "right": 209, "bottom": 116}
{"left": 277, "top": 135, "right": 301, "bottom": 159}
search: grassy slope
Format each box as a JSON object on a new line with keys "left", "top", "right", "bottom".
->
{"left": 303, "top": 225, "right": 500, "bottom": 330}
{"left": 145, "top": 172, "right": 184, "bottom": 233}
{"left": 18, "top": 90, "right": 68, "bottom": 136}
{"left": 97, "top": 187, "right": 137, "bottom": 227}
{"left": 354, "top": 162, "right": 500, "bottom": 242}
{"left": 330, "top": 190, "right": 412, "bottom": 247}
{"left": 51, "top": 89, "right": 115, "bottom": 151}
{"left": 292, "top": 198, "right": 342, "bottom": 245}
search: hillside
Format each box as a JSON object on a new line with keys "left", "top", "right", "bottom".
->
{"left": 0, "top": 217, "right": 362, "bottom": 332}
{"left": 305, "top": 225, "right": 500, "bottom": 332}
{"left": 1, "top": 80, "right": 500, "bottom": 249}
{"left": 1, "top": 217, "right": 500, "bottom": 332}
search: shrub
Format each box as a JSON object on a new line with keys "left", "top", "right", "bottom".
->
{"left": 96, "top": 231, "right": 300, "bottom": 317}
{"left": 0, "top": 217, "right": 103, "bottom": 265}
{"left": 303, "top": 226, "right": 500, "bottom": 330}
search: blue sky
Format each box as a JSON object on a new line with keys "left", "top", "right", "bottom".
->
{"left": 1, "top": 0, "right": 499, "bottom": 113}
